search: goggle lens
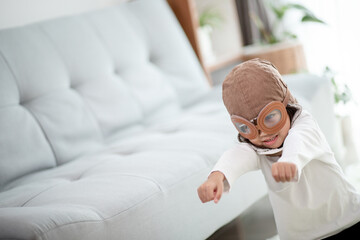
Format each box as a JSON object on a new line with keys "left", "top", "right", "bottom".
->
{"left": 235, "top": 122, "right": 251, "bottom": 134}
{"left": 263, "top": 109, "right": 282, "bottom": 128}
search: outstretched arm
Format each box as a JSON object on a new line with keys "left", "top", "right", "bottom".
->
{"left": 278, "top": 111, "right": 334, "bottom": 182}
{"left": 197, "top": 143, "right": 259, "bottom": 203}
{"left": 211, "top": 143, "right": 260, "bottom": 192}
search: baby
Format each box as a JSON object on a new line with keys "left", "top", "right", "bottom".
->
{"left": 197, "top": 59, "right": 360, "bottom": 239}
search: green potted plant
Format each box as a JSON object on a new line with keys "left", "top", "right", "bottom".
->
{"left": 252, "top": 2, "right": 325, "bottom": 45}
{"left": 323, "top": 66, "right": 359, "bottom": 168}
{"left": 242, "top": 1, "right": 326, "bottom": 74}
{"left": 197, "top": 8, "right": 223, "bottom": 65}
{"left": 323, "top": 66, "right": 353, "bottom": 115}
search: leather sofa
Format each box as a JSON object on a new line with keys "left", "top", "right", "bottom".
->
{"left": 0, "top": 0, "right": 336, "bottom": 239}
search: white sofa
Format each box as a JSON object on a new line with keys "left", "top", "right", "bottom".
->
{"left": 0, "top": 0, "right": 336, "bottom": 239}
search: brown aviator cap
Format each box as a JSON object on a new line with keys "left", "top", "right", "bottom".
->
{"left": 222, "top": 58, "right": 297, "bottom": 120}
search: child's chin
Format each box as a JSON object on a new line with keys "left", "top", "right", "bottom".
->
{"left": 266, "top": 144, "right": 280, "bottom": 149}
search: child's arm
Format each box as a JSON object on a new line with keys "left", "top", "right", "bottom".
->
{"left": 278, "top": 111, "right": 333, "bottom": 182}
{"left": 197, "top": 143, "right": 259, "bottom": 203}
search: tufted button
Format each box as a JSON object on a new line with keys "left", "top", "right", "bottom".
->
{"left": 160, "top": 128, "right": 179, "bottom": 134}
{"left": 114, "top": 67, "right": 123, "bottom": 75}
{"left": 113, "top": 150, "right": 135, "bottom": 156}
{"left": 148, "top": 54, "right": 158, "bottom": 64}
{"left": 70, "top": 176, "right": 80, "bottom": 181}
{"left": 69, "top": 82, "right": 76, "bottom": 89}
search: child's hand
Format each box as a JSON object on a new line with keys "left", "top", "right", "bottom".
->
{"left": 271, "top": 162, "right": 297, "bottom": 182}
{"left": 197, "top": 171, "right": 225, "bottom": 204}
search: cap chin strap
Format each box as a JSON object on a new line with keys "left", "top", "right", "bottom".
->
{"left": 282, "top": 89, "right": 291, "bottom": 106}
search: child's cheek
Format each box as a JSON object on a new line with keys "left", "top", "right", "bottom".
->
{"left": 279, "top": 117, "right": 291, "bottom": 146}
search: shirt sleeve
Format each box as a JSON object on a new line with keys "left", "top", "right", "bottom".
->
{"left": 279, "top": 111, "right": 334, "bottom": 182}
{"left": 211, "top": 143, "right": 260, "bottom": 192}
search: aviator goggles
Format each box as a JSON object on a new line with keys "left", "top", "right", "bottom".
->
{"left": 231, "top": 90, "right": 291, "bottom": 140}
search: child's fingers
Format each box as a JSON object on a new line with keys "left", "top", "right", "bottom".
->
{"left": 204, "top": 184, "right": 215, "bottom": 202}
{"left": 285, "top": 164, "right": 292, "bottom": 181}
{"left": 197, "top": 182, "right": 216, "bottom": 203}
{"left": 290, "top": 163, "right": 297, "bottom": 180}
{"left": 197, "top": 185, "right": 207, "bottom": 203}
{"left": 214, "top": 183, "right": 223, "bottom": 204}
{"left": 197, "top": 178, "right": 225, "bottom": 204}
{"left": 278, "top": 164, "right": 286, "bottom": 182}
{"left": 197, "top": 186, "right": 208, "bottom": 203}
{"left": 284, "top": 163, "right": 297, "bottom": 181}
{"left": 272, "top": 162, "right": 297, "bottom": 182}
{"left": 272, "top": 163, "right": 286, "bottom": 182}
{"left": 198, "top": 172, "right": 225, "bottom": 203}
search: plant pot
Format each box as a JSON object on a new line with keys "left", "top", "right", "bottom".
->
{"left": 241, "top": 41, "right": 307, "bottom": 75}
{"left": 198, "top": 26, "right": 216, "bottom": 65}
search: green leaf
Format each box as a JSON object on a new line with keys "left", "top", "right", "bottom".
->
{"left": 283, "top": 31, "right": 298, "bottom": 39}
{"left": 324, "top": 66, "right": 352, "bottom": 105}
{"left": 269, "top": 2, "right": 291, "bottom": 20}
{"left": 271, "top": 6, "right": 284, "bottom": 19}
{"left": 301, "top": 14, "right": 326, "bottom": 24}
{"left": 268, "top": 35, "right": 280, "bottom": 44}
{"left": 199, "top": 8, "right": 224, "bottom": 29}
{"left": 282, "top": 3, "right": 326, "bottom": 24}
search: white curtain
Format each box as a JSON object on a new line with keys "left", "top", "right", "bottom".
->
{"left": 282, "top": 0, "right": 360, "bottom": 167}
{"left": 284, "top": 0, "right": 360, "bottom": 100}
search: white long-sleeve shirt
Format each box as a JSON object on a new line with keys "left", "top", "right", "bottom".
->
{"left": 212, "top": 110, "right": 360, "bottom": 239}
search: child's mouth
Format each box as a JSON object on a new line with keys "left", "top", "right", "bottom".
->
{"left": 263, "top": 135, "right": 278, "bottom": 146}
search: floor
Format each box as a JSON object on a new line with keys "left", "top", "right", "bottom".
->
{"left": 206, "top": 195, "right": 279, "bottom": 240}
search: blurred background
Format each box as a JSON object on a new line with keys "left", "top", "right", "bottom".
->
{"left": 0, "top": 0, "right": 358, "bottom": 156}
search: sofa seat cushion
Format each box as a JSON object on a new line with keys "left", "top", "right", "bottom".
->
{"left": 0, "top": 91, "right": 238, "bottom": 238}
{"left": 0, "top": 149, "right": 207, "bottom": 236}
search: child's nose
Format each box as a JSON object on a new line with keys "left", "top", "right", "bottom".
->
{"left": 259, "top": 130, "right": 270, "bottom": 137}
{"left": 258, "top": 129, "right": 264, "bottom": 136}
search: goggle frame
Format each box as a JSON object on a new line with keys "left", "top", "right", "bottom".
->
{"left": 231, "top": 101, "right": 288, "bottom": 140}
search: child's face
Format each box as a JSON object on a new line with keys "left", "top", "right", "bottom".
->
{"left": 248, "top": 112, "right": 291, "bottom": 149}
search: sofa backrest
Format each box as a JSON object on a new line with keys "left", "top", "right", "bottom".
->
{"left": 0, "top": 0, "right": 209, "bottom": 188}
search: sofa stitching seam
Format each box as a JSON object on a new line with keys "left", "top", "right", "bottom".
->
{"left": 36, "top": 24, "right": 106, "bottom": 149}
{"left": 21, "top": 105, "right": 59, "bottom": 165}
{"left": 0, "top": 48, "right": 22, "bottom": 103}
{"left": 20, "top": 182, "right": 66, "bottom": 207}
{"left": 36, "top": 167, "right": 211, "bottom": 238}
{"left": 83, "top": 12, "right": 147, "bottom": 120}
{"left": 37, "top": 186, "right": 162, "bottom": 239}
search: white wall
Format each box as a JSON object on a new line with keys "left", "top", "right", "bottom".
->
{"left": 0, "top": 0, "right": 128, "bottom": 29}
